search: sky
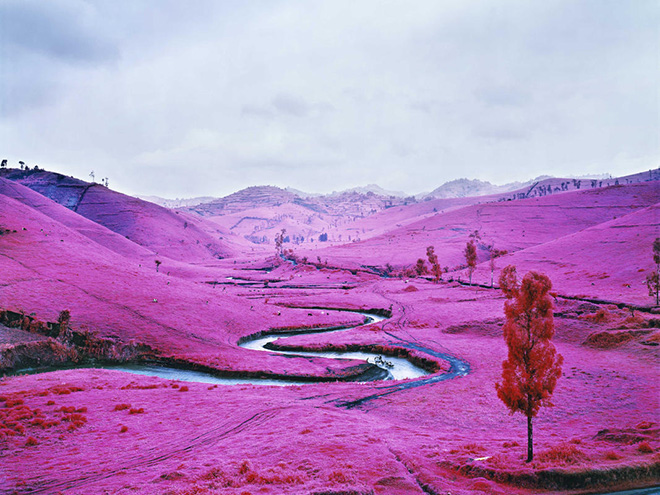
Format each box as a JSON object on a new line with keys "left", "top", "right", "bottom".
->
{"left": 1, "top": 0, "right": 658, "bottom": 198}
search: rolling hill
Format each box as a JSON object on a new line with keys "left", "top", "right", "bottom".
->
{"left": 0, "top": 169, "right": 239, "bottom": 262}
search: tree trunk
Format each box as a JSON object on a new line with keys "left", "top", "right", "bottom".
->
{"left": 526, "top": 414, "right": 533, "bottom": 462}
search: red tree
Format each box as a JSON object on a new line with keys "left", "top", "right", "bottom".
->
{"left": 464, "top": 240, "right": 477, "bottom": 285}
{"left": 426, "top": 246, "right": 442, "bottom": 283}
{"left": 496, "top": 265, "right": 563, "bottom": 462}
{"left": 646, "top": 237, "right": 660, "bottom": 305}
{"left": 414, "top": 258, "right": 427, "bottom": 276}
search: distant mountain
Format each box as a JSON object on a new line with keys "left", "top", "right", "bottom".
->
{"left": 420, "top": 173, "right": 640, "bottom": 200}
{"left": 422, "top": 176, "right": 558, "bottom": 200}
{"left": 181, "top": 184, "right": 417, "bottom": 246}
{"left": 284, "top": 187, "right": 322, "bottom": 198}
{"left": 137, "top": 195, "right": 216, "bottom": 208}
{"left": 330, "top": 184, "right": 408, "bottom": 198}
{"left": 285, "top": 184, "right": 407, "bottom": 198}
{"left": 186, "top": 185, "right": 415, "bottom": 218}
{"left": 422, "top": 178, "right": 501, "bottom": 199}
{"left": 188, "top": 186, "right": 301, "bottom": 215}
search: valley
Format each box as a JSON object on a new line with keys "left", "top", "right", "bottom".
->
{"left": 0, "top": 168, "right": 658, "bottom": 495}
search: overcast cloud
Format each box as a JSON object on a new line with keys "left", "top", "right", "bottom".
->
{"left": 1, "top": 0, "right": 658, "bottom": 198}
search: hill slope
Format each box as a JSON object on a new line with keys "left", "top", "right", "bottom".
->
{"left": 303, "top": 182, "right": 659, "bottom": 305}
{"left": 0, "top": 177, "right": 152, "bottom": 260}
{"left": 0, "top": 188, "right": 367, "bottom": 377}
{"left": 0, "top": 169, "right": 238, "bottom": 262}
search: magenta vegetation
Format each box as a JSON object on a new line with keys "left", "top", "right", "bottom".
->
{"left": 0, "top": 167, "right": 658, "bottom": 494}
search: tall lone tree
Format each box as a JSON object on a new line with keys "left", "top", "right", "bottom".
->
{"left": 155, "top": 259, "right": 162, "bottom": 272}
{"left": 646, "top": 237, "right": 660, "bottom": 305}
{"left": 464, "top": 239, "right": 477, "bottom": 285}
{"left": 426, "top": 246, "right": 443, "bottom": 283}
{"left": 496, "top": 265, "right": 563, "bottom": 463}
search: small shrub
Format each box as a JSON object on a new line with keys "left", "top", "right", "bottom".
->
{"left": 584, "top": 330, "right": 639, "bottom": 348}
{"left": 450, "top": 443, "right": 486, "bottom": 455}
{"left": 0, "top": 429, "right": 15, "bottom": 439}
{"left": 238, "top": 460, "right": 252, "bottom": 475}
{"left": 6, "top": 406, "right": 34, "bottom": 421}
{"left": 536, "top": 443, "right": 587, "bottom": 466}
{"left": 25, "top": 436, "right": 38, "bottom": 446}
{"left": 327, "top": 471, "right": 351, "bottom": 483}
{"left": 63, "top": 413, "right": 87, "bottom": 423}
{"left": 46, "top": 400, "right": 55, "bottom": 406}
{"left": 637, "top": 421, "right": 654, "bottom": 429}
{"left": 129, "top": 408, "right": 144, "bottom": 414}
{"left": 179, "top": 386, "right": 189, "bottom": 392}
{"left": 120, "top": 425, "right": 128, "bottom": 433}
{"left": 201, "top": 467, "right": 225, "bottom": 480}
{"left": 637, "top": 441, "right": 654, "bottom": 454}
{"left": 113, "top": 403, "right": 131, "bottom": 411}
{"left": 160, "top": 471, "right": 185, "bottom": 481}
{"left": 624, "top": 314, "right": 645, "bottom": 325}
{"left": 63, "top": 413, "right": 86, "bottom": 430}
{"left": 604, "top": 451, "right": 622, "bottom": 460}
{"left": 131, "top": 384, "right": 159, "bottom": 390}
{"left": 582, "top": 308, "right": 610, "bottom": 323}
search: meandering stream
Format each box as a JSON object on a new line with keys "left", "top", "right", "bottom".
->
{"left": 10, "top": 310, "right": 439, "bottom": 386}
{"left": 238, "top": 312, "right": 429, "bottom": 381}
{"left": 109, "top": 311, "right": 430, "bottom": 385}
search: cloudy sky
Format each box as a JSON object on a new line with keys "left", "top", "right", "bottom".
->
{"left": 1, "top": 0, "right": 658, "bottom": 198}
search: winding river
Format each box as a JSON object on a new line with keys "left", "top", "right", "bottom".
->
{"left": 109, "top": 311, "right": 430, "bottom": 385}
{"left": 11, "top": 310, "right": 443, "bottom": 386}
{"left": 239, "top": 312, "right": 429, "bottom": 381}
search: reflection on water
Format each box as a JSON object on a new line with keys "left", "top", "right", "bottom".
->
{"left": 238, "top": 312, "right": 428, "bottom": 381}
